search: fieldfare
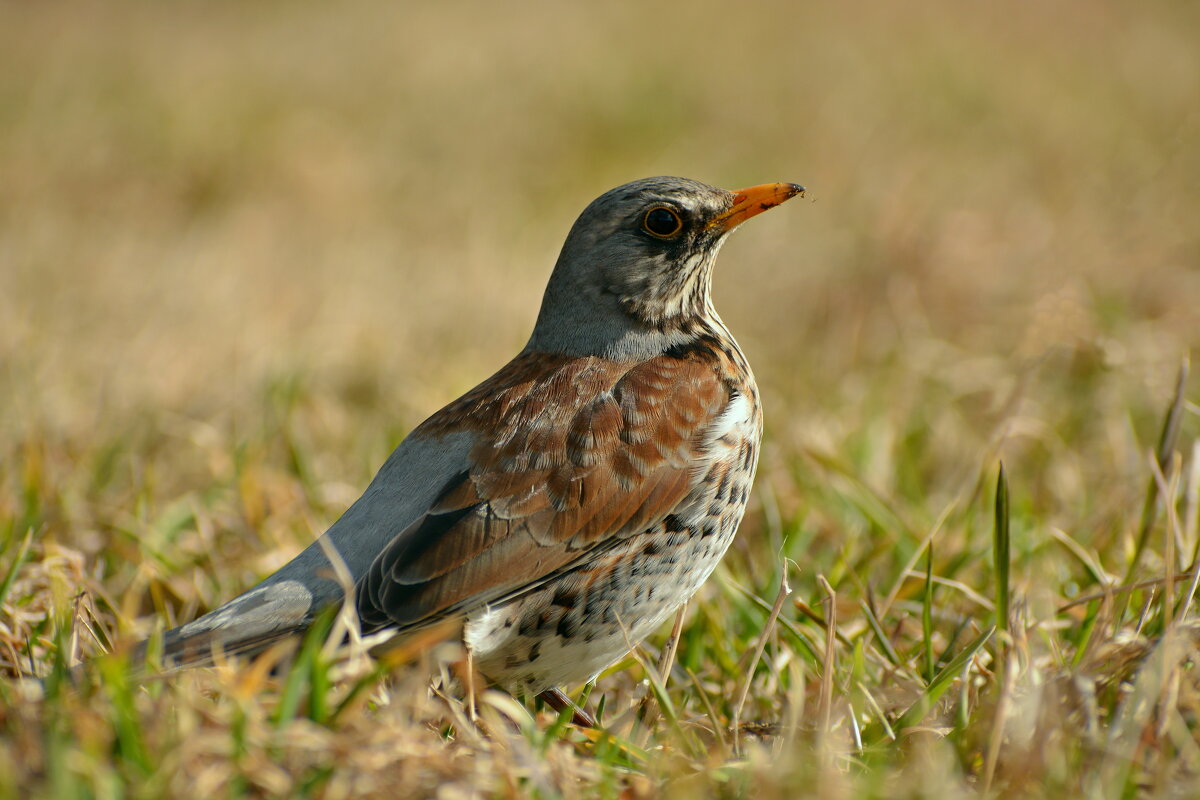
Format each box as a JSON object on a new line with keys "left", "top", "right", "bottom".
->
{"left": 134, "top": 176, "right": 804, "bottom": 720}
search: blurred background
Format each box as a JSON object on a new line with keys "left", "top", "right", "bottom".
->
{"left": 0, "top": 0, "right": 1197, "bottom": 633}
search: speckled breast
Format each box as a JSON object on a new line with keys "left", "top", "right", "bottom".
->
{"left": 464, "top": 378, "right": 761, "bottom": 694}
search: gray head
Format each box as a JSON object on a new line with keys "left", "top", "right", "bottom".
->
{"left": 527, "top": 176, "right": 803, "bottom": 358}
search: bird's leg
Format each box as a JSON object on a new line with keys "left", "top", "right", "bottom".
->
{"left": 538, "top": 687, "right": 598, "bottom": 728}
{"left": 465, "top": 646, "right": 478, "bottom": 724}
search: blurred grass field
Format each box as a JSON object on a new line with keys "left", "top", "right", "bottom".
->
{"left": 2, "top": 0, "right": 1199, "bottom": 797}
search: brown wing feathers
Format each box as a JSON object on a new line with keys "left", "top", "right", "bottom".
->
{"left": 356, "top": 349, "right": 728, "bottom": 633}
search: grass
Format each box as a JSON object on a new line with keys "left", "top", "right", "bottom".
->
{"left": 2, "top": 0, "right": 1199, "bottom": 797}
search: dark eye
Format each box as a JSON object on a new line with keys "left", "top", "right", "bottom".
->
{"left": 642, "top": 206, "right": 683, "bottom": 238}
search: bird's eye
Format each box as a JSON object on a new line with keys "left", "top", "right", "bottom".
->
{"left": 642, "top": 206, "right": 683, "bottom": 238}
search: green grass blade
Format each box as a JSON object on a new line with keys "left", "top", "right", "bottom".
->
{"left": 923, "top": 541, "right": 935, "bottom": 683}
{"left": 0, "top": 526, "right": 35, "bottom": 610}
{"left": 1070, "top": 600, "right": 1102, "bottom": 668}
{"left": 865, "top": 626, "right": 995, "bottom": 747}
{"left": 1124, "top": 357, "right": 1189, "bottom": 590}
{"left": 859, "top": 599, "right": 901, "bottom": 668}
{"left": 274, "top": 608, "right": 336, "bottom": 729}
{"left": 994, "top": 464, "right": 1010, "bottom": 637}
{"left": 99, "top": 654, "right": 154, "bottom": 776}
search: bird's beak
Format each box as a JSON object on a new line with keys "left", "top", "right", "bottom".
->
{"left": 708, "top": 182, "right": 805, "bottom": 232}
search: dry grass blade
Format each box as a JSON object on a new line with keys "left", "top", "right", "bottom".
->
{"left": 816, "top": 575, "right": 837, "bottom": 750}
{"left": 1151, "top": 452, "right": 1183, "bottom": 627}
{"left": 877, "top": 499, "right": 958, "bottom": 622}
{"left": 732, "top": 564, "right": 791, "bottom": 726}
{"left": 1058, "top": 571, "right": 1198, "bottom": 613}
{"left": 982, "top": 649, "right": 1015, "bottom": 794}
{"left": 1176, "top": 441, "right": 1200, "bottom": 623}
{"left": 634, "top": 603, "right": 687, "bottom": 732}
{"left": 1050, "top": 526, "right": 1113, "bottom": 588}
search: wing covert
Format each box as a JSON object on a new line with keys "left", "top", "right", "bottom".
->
{"left": 356, "top": 349, "right": 730, "bottom": 633}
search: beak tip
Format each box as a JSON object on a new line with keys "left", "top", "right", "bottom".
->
{"left": 712, "top": 181, "right": 807, "bottom": 231}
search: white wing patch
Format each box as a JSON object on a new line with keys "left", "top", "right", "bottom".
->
{"left": 703, "top": 391, "right": 755, "bottom": 453}
{"left": 177, "top": 580, "right": 314, "bottom": 636}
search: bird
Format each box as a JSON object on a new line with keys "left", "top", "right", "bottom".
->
{"left": 126, "top": 176, "right": 803, "bottom": 722}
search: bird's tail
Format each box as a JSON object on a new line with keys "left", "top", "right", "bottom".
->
{"left": 87, "top": 573, "right": 339, "bottom": 680}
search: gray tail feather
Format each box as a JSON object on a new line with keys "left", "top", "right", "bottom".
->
{"left": 64, "top": 614, "right": 313, "bottom": 686}
{"left": 132, "top": 572, "right": 339, "bottom": 672}
{"left": 65, "top": 623, "right": 307, "bottom": 685}
{"left": 70, "top": 566, "right": 348, "bottom": 681}
{"left": 145, "top": 623, "right": 309, "bottom": 671}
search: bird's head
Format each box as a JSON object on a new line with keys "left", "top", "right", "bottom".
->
{"left": 529, "top": 176, "right": 803, "bottom": 357}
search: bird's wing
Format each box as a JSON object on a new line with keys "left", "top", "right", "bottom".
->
{"left": 139, "top": 347, "right": 729, "bottom": 671}
{"left": 356, "top": 348, "right": 731, "bottom": 632}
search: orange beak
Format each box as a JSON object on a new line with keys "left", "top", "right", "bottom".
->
{"left": 708, "top": 182, "right": 805, "bottom": 232}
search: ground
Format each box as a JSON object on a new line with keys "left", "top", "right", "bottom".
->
{"left": 1, "top": 1, "right": 1199, "bottom": 797}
